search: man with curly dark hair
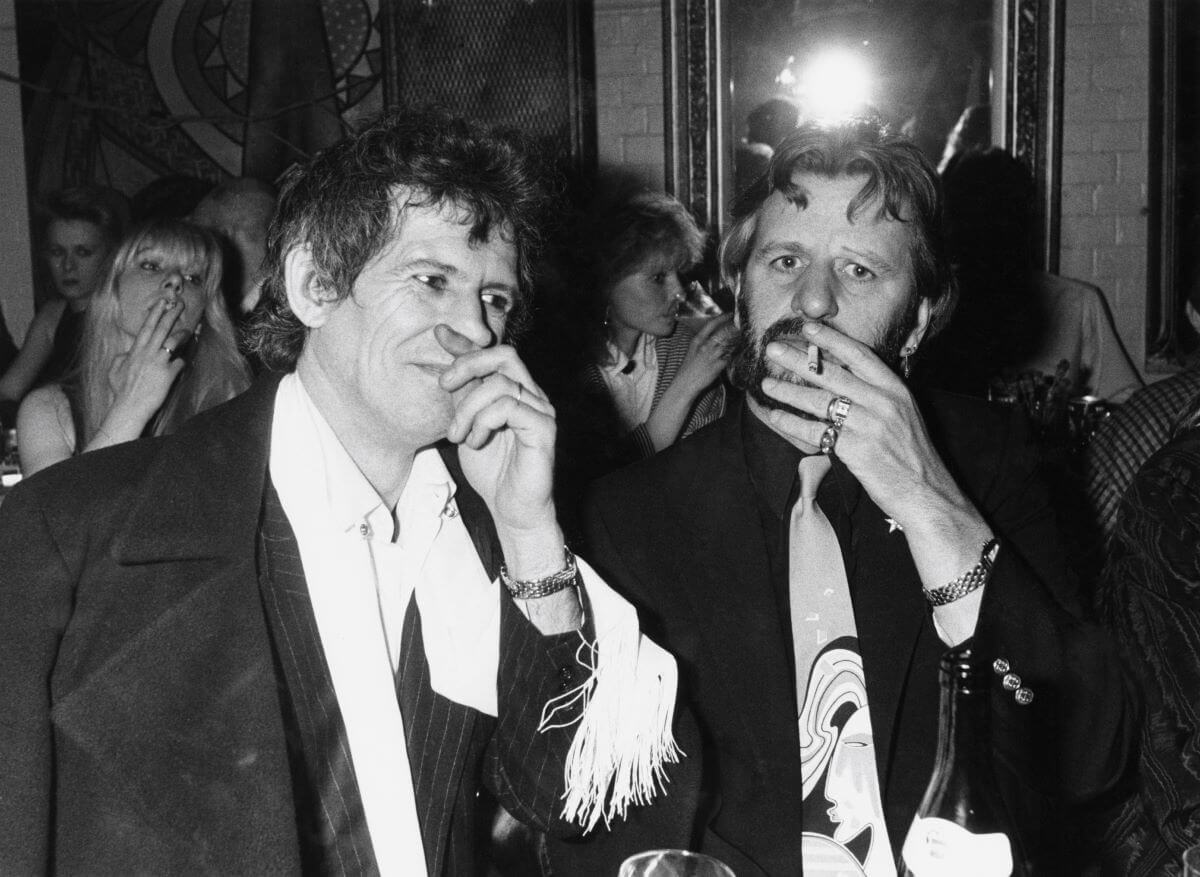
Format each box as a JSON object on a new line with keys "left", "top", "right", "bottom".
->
{"left": 0, "top": 109, "right": 682, "bottom": 874}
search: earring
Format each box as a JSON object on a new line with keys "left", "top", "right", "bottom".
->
{"left": 901, "top": 346, "right": 915, "bottom": 379}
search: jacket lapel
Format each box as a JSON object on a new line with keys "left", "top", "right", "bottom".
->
{"left": 438, "top": 442, "right": 502, "bottom": 579}
{"left": 52, "top": 373, "right": 301, "bottom": 869}
{"left": 675, "top": 412, "right": 800, "bottom": 773}
{"left": 112, "top": 373, "right": 280, "bottom": 566}
{"left": 685, "top": 410, "right": 931, "bottom": 804}
{"left": 843, "top": 482, "right": 931, "bottom": 795}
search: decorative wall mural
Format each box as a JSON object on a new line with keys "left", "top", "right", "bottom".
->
{"left": 16, "top": 0, "right": 384, "bottom": 199}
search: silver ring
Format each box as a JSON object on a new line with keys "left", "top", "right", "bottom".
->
{"left": 819, "top": 424, "right": 839, "bottom": 456}
{"left": 162, "top": 344, "right": 175, "bottom": 355}
{"left": 826, "top": 395, "right": 852, "bottom": 429}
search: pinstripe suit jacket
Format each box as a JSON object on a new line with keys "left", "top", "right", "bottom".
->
{"left": 0, "top": 374, "right": 582, "bottom": 875}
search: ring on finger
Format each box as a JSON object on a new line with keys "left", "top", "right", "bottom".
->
{"left": 516, "top": 383, "right": 524, "bottom": 404}
{"left": 826, "top": 395, "right": 852, "bottom": 429}
{"left": 161, "top": 344, "right": 175, "bottom": 355}
{"left": 819, "top": 424, "right": 839, "bottom": 456}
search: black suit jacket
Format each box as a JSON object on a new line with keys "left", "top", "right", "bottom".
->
{"left": 582, "top": 393, "right": 1137, "bottom": 876}
{"left": 0, "top": 375, "right": 582, "bottom": 875}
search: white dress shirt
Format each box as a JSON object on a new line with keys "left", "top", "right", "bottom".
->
{"left": 269, "top": 373, "right": 498, "bottom": 875}
{"left": 270, "top": 370, "right": 683, "bottom": 853}
{"left": 599, "top": 333, "right": 659, "bottom": 431}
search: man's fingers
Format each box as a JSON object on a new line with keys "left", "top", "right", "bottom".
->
{"left": 799, "top": 322, "right": 897, "bottom": 384}
{"left": 764, "top": 406, "right": 830, "bottom": 450}
{"left": 760, "top": 377, "right": 830, "bottom": 421}
{"left": 447, "top": 372, "right": 552, "bottom": 443}
{"left": 439, "top": 345, "right": 546, "bottom": 403}
{"left": 458, "top": 394, "right": 556, "bottom": 450}
{"left": 764, "top": 341, "right": 870, "bottom": 400}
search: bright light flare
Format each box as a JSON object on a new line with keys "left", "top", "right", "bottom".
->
{"left": 793, "top": 49, "right": 872, "bottom": 123}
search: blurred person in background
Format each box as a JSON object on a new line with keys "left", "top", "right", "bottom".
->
{"left": 538, "top": 187, "right": 734, "bottom": 538}
{"left": 936, "top": 103, "right": 991, "bottom": 174}
{"left": 129, "top": 173, "right": 215, "bottom": 223}
{"left": 735, "top": 97, "right": 801, "bottom": 195}
{"left": 191, "top": 176, "right": 278, "bottom": 317}
{"left": 918, "top": 147, "right": 1142, "bottom": 404}
{"left": 0, "top": 186, "right": 129, "bottom": 405}
{"left": 17, "top": 218, "right": 250, "bottom": 476}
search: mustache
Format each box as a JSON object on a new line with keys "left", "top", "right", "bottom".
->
{"left": 728, "top": 304, "right": 817, "bottom": 418}
{"left": 761, "top": 316, "right": 811, "bottom": 348}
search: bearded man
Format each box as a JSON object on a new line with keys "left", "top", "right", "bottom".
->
{"left": 578, "top": 118, "right": 1136, "bottom": 875}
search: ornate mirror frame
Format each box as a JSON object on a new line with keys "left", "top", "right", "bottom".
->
{"left": 663, "top": 0, "right": 1064, "bottom": 275}
{"left": 1146, "top": 0, "right": 1194, "bottom": 372}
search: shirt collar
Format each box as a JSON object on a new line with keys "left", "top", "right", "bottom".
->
{"left": 740, "top": 402, "right": 862, "bottom": 520}
{"left": 276, "top": 373, "right": 458, "bottom": 543}
{"left": 601, "top": 333, "right": 658, "bottom": 377}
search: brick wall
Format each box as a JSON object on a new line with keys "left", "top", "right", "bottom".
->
{"left": 593, "top": 0, "right": 666, "bottom": 188}
{"left": 1060, "top": 0, "right": 1150, "bottom": 372}
{"left": 0, "top": 0, "right": 33, "bottom": 344}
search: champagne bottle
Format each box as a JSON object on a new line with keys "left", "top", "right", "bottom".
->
{"left": 900, "top": 645, "right": 1027, "bottom": 877}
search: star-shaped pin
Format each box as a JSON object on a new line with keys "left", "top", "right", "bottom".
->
{"left": 885, "top": 517, "right": 903, "bottom": 534}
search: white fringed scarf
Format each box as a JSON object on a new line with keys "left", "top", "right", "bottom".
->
{"left": 271, "top": 374, "right": 681, "bottom": 870}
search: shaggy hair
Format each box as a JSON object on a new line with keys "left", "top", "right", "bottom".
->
{"left": 719, "top": 115, "right": 956, "bottom": 339}
{"left": 243, "top": 108, "right": 553, "bottom": 372}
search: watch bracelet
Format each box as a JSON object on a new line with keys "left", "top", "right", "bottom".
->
{"left": 924, "top": 538, "right": 1000, "bottom": 607}
{"left": 500, "top": 546, "right": 578, "bottom": 599}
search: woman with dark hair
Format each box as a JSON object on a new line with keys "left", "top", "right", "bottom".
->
{"left": 17, "top": 219, "right": 251, "bottom": 476}
{"left": 0, "top": 187, "right": 129, "bottom": 403}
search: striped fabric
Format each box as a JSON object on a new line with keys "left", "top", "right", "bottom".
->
{"left": 582, "top": 323, "right": 727, "bottom": 458}
{"left": 1083, "top": 368, "right": 1200, "bottom": 544}
{"left": 256, "top": 465, "right": 581, "bottom": 876}
{"left": 258, "top": 481, "right": 379, "bottom": 876}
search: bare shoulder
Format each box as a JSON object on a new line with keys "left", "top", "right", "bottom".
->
{"left": 17, "top": 383, "right": 77, "bottom": 472}
{"left": 20, "top": 382, "right": 71, "bottom": 420}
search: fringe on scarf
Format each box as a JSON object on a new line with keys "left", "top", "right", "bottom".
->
{"left": 538, "top": 556, "right": 683, "bottom": 833}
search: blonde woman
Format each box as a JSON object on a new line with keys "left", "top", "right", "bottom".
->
{"left": 18, "top": 219, "right": 251, "bottom": 476}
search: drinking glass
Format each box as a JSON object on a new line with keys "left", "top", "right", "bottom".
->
{"left": 1183, "top": 843, "right": 1200, "bottom": 877}
{"left": 618, "top": 849, "right": 735, "bottom": 877}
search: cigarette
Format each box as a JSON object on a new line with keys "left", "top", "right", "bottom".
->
{"left": 807, "top": 344, "right": 821, "bottom": 374}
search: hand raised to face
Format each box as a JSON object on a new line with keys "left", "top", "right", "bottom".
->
{"left": 108, "top": 298, "right": 187, "bottom": 424}
{"left": 758, "top": 321, "right": 957, "bottom": 534}
{"left": 435, "top": 324, "right": 559, "bottom": 538}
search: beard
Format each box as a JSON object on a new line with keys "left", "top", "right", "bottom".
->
{"left": 728, "top": 293, "right": 920, "bottom": 417}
